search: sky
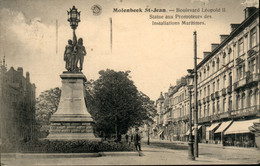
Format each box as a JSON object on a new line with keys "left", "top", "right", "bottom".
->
{"left": 0, "top": 0, "right": 258, "bottom": 101}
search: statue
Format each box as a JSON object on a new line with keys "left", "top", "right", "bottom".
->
{"left": 74, "top": 38, "right": 87, "bottom": 72}
{"left": 64, "top": 39, "right": 74, "bottom": 71}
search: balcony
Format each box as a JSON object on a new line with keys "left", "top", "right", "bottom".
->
{"left": 181, "top": 115, "right": 189, "bottom": 121}
{"left": 219, "top": 112, "right": 230, "bottom": 119}
{"left": 227, "top": 85, "right": 232, "bottom": 94}
{"left": 215, "top": 91, "right": 219, "bottom": 98}
{"left": 234, "top": 78, "right": 246, "bottom": 90}
{"left": 211, "top": 93, "right": 215, "bottom": 100}
{"left": 222, "top": 88, "right": 227, "bottom": 96}
{"left": 198, "top": 116, "right": 211, "bottom": 123}
{"left": 230, "top": 105, "right": 260, "bottom": 118}
{"left": 206, "top": 96, "right": 210, "bottom": 103}
{"left": 246, "top": 73, "right": 260, "bottom": 85}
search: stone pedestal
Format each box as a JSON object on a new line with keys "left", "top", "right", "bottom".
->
{"left": 47, "top": 72, "right": 100, "bottom": 140}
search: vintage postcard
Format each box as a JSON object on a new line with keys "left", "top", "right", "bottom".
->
{"left": 0, "top": 0, "right": 259, "bottom": 165}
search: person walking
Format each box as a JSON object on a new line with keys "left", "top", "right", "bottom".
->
{"left": 134, "top": 128, "right": 141, "bottom": 151}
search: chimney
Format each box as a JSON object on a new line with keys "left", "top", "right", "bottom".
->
{"left": 17, "top": 67, "right": 23, "bottom": 76}
{"left": 230, "top": 24, "right": 240, "bottom": 32}
{"left": 220, "top": 35, "right": 229, "bottom": 43}
{"left": 244, "top": 7, "right": 257, "bottom": 19}
{"left": 203, "top": 52, "right": 211, "bottom": 58}
{"left": 211, "top": 44, "right": 219, "bottom": 51}
{"left": 26, "top": 72, "right": 30, "bottom": 82}
{"left": 164, "top": 92, "right": 168, "bottom": 98}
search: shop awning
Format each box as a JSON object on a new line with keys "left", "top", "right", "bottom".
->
{"left": 186, "top": 127, "right": 194, "bottom": 135}
{"left": 207, "top": 123, "right": 221, "bottom": 131}
{"left": 192, "top": 125, "right": 202, "bottom": 135}
{"left": 157, "top": 130, "right": 164, "bottom": 136}
{"left": 215, "top": 120, "right": 233, "bottom": 134}
{"left": 224, "top": 119, "right": 260, "bottom": 135}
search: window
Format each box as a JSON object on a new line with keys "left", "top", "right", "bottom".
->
{"left": 250, "top": 27, "right": 257, "bottom": 48}
{"left": 237, "top": 64, "right": 245, "bottom": 79}
{"left": 204, "top": 87, "right": 207, "bottom": 97}
{"left": 213, "top": 82, "right": 215, "bottom": 92}
{"left": 216, "top": 58, "right": 220, "bottom": 70}
{"left": 238, "top": 38, "right": 244, "bottom": 56}
{"left": 207, "top": 65, "right": 210, "bottom": 77}
{"left": 207, "top": 85, "right": 210, "bottom": 96}
{"left": 207, "top": 103, "right": 210, "bottom": 116}
{"left": 223, "top": 52, "right": 226, "bottom": 64}
{"left": 237, "top": 95, "right": 241, "bottom": 109}
{"left": 217, "top": 79, "right": 220, "bottom": 91}
{"left": 248, "top": 59, "right": 256, "bottom": 73}
{"left": 212, "top": 61, "right": 215, "bottom": 73}
{"left": 204, "top": 104, "right": 206, "bottom": 117}
{"left": 216, "top": 100, "right": 220, "bottom": 113}
{"left": 248, "top": 91, "right": 253, "bottom": 107}
{"left": 200, "top": 90, "right": 202, "bottom": 99}
{"left": 223, "top": 75, "right": 226, "bottom": 88}
{"left": 229, "top": 73, "right": 232, "bottom": 86}
{"left": 213, "top": 101, "right": 215, "bottom": 114}
{"left": 223, "top": 98, "right": 226, "bottom": 112}
{"left": 241, "top": 93, "right": 246, "bottom": 109}
{"left": 228, "top": 96, "right": 232, "bottom": 111}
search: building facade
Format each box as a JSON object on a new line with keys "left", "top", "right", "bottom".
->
{"left": 155, "top": 7, "right": 259, "bottom": 148}
{"left": 0, "top": 57, "right": 36, "bottom": 150}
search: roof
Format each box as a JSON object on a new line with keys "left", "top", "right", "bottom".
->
{"left": 197, "top": 8, "right": 259, "bottom": 69}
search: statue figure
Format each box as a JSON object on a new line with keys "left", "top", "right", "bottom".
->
{"left": 74, "top": 38, "right": 87, "bottom": 72}
{"left": 64, "top": 39, "right": 74, "bottom": 71}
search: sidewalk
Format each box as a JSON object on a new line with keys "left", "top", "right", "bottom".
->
{"left": 1, "top": 140, "right": 259, "bottom": 165}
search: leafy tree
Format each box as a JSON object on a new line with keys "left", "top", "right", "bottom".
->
{"left": 86, "top": 69, "right": 155, "bottom": 140}
{"left": 35, "top": 87, "right": 61, "bottom": 136}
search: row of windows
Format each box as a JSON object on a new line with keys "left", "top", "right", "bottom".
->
{"left": 198, "top": 26, "right": 257, "bottom": 84}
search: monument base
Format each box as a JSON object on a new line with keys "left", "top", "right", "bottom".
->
{"left": 47, "top": 72, "right": 100, "bottom": 141}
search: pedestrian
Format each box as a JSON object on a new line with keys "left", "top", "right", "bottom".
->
{"left": 134, "top": 128, "right": 141, "bottom": 151}
{"left": 125, "top": 134, "right": 129, "bottom": 143}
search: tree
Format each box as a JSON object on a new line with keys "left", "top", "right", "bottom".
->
{"left": 86, "top": 69, "right": 155, "bottom": 140}
{"left": 35, "top": 87, "right": 61, "bottom": 136}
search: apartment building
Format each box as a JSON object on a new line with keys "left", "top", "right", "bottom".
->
{"left": 155, "top": 7, "right": 259, "bottom": 147}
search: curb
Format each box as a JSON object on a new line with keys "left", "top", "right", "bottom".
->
{"left": 99, "top": 151, "right": 139, "bottom": 156}
{"left": 1, "top": 153, "right": 101, "bottom": 158}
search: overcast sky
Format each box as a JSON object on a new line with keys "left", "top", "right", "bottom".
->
{"left": 0, "top": 0, "right": 258, "bottom": 101}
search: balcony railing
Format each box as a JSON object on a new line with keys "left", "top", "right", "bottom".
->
{"left": 222, "top": 88, "right": 227, "bottom": 96}
{"left": 235, "top": 78, "right": 246, "bottom": 90}
{"left": 211, "top": 93, "right": 215, "bottom": 100}
{"left": 227, "top": 85, "right": 232, "bottom": 94}
{"left": 198, "top": 116, "right": 211, "bottom": 123}
{"left": 219, "top": 112, "right": 230, "bottom": 119}
{"left": 230, "top": 105, "right": 260, "bottom": 118}
{"left": 246, "top": 73, "right": 260, "bottom": 84}
{"left": 181, "top": 115, "right": 189, "bottom": 121}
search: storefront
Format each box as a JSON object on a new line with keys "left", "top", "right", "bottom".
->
{"left": 224, "top": 119, "right": 259, "bottom": 147}
{"left": 206, "top": 122, "right": 221, "bottom": 144}
{"left": 214, "top": 120, "right": 233, "bottom": 144}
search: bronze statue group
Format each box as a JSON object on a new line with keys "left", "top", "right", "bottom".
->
{"left": 64, "top": 36, "right": 86, "bottom": 72}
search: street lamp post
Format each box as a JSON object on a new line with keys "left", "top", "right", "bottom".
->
{"left": 147, "top": 125, "right": 150, "bottom": 145}
{"left": 187, "top": 69, "right": 195, "bottom": 160}
{"left": 193, "top": 31, "right": 199, "bottom": 157}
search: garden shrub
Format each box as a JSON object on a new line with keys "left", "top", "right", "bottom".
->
{"left": 17, "top": 140, "right": 133, "bottom": 153}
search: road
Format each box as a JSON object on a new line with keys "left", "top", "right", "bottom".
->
{"left": 1, "top": 139, "right": 259, "bottom": 165}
